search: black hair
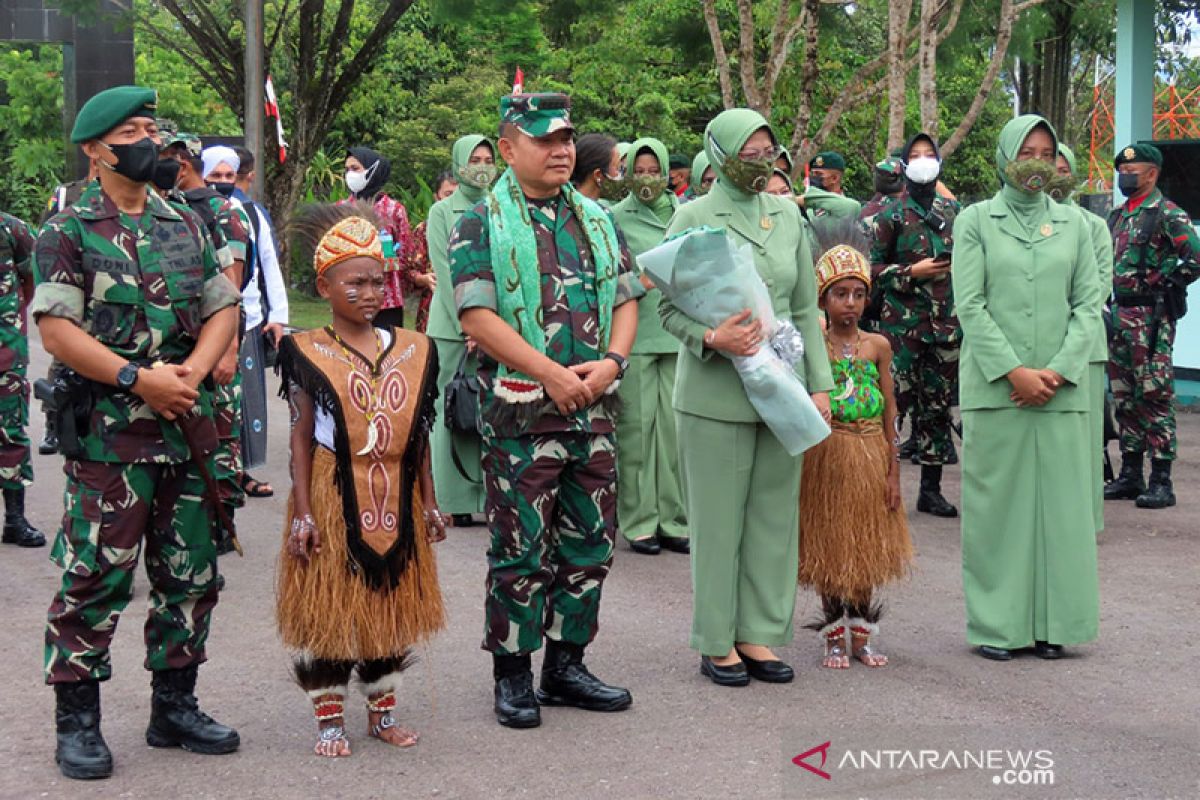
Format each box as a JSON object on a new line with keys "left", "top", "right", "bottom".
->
{"left": 571, "top": 133, "right": 618, "bottom": 187}
{"left": 433, "top": 170, "right": 456, "bottom": 195}
{"left": 232, "top": 145, "right": 255, "bottom": 175}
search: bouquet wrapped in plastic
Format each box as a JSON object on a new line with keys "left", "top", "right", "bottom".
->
{"left": 638, "top": 226, "right": 830, "bottom": 455}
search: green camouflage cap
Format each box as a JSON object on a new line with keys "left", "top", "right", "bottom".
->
{"left": 875, "top": 155, "right": 904, "bottom": 176}
{"left": 500, "top": 93, "right": 574, "bottom": 137}
{"left": 164, "top": 132, "right": 203, "bottom": 158}
{"left": 70, "top": 85, "right": 157, "bottom": 143}
{"left": 1114, "top": 142, "right": 1162, "bottom": 168}
{"left": 809, "top": 150, "right": 846, "bottom": 171}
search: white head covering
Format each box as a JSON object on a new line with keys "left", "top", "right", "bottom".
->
{"left": 201, "top": 145, "right": 240, "bottom": 179}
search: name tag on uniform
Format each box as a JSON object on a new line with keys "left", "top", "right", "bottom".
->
{"left": 161, "top": 253, "right": 203, "bottom": 273}
{"left": 82, "top": 253, "right": 138, "bottom": 275}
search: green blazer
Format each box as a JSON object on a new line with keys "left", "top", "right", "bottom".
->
{"left": 659, "top": 188, "right": 834, "bottom": 423}
{"left": 425, "top": 190, "right": 479, "bottom": 341}
{"left": 611, "top": 192, "right": 678, "bottom": 354}
{"left": 953, "top": 195, "right": 1101, "bottom": 413}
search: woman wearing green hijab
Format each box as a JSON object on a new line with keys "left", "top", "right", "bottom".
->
{"left": 690, "top": 151, "right": 714, "bottom": 197}
{"left": 610, "top": 137, "right": 688, "bottom": 555}
{"left": 425, "top": 134, "right": 498, "bottom": 526}
{"left": 661, "top": 109, "right": 833, "bottom": 685}
{"left": 1050, "top": 143, "right": 1113, "bottom": 535}
{"left": 953, "top": 115, "right": 1102, "bottom": 661}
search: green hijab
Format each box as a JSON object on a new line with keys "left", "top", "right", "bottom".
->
{"left": 452, "top": 134, "right": 495, "bottom": 203}
{"left": 995, "top": 114, "right": 1057, "bottom": 234}
{"left": 691, "top": 151, "right": 711, "bottom": 195}
{"left": 627, "top": 136, "right": 674, "bottom": 223}
{"left": 704, "top": 108, "right": 776, "bottom": 233}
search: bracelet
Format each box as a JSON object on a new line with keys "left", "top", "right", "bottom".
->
{"left": 424, "top": 509, "right": 447, "bottom": 526}
{"left": 290, "top": 514, "right": 316, "bottom": 537}
{"left": 703, "top": 329, "right": 716, "bottom": 346}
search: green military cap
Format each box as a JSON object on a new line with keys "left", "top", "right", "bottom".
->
{"left": 668, "top": 153, "right": 690, "bottom": 170}
{"left": 500, "top": 93, "right": 574, "bottom": 137}
{"left": 875, "top": 155, "right": 904, "bottom": 176}
{"left": 809, "top": 150, "right": 846, "bottom": 171}
{"left": 70, "top": 85, "right": 157, "bottom": 143}
{"left": 1114, "top": 142, "right": 1162, "bottom": 168}
{"left": 164, "top": 132, "right": 203, "bottom": 158}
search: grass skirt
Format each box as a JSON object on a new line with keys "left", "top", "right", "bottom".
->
{"left": 276, "top": 446, "right": 445, "bottom": 661}
{"left": 798, "top": 420, "right": 912, "bottom": 603}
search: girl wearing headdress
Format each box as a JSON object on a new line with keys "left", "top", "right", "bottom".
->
{"left": 799, "top": 225, "right": 913, "bottom": 669}
{"left": 275, "top": 203, "right": 447, "bottom": 757}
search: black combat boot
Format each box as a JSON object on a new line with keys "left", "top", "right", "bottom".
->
{"left": 2, "top": 487, "right": 45, "bottom": 547}
{"left": 898, "top": 431, "right": 918, "bottom": 462}
{"left": 916, "top": 465, "right": 958, "bottom": 517}
{"left": 39, "top": 413, "right": 59, "bottom": 455}
{"left": 1103, "top": 451, "right": 1145, "bottom": 500}
{"left": 145, "top": 666, "right": 240, "bottom": 754}
{"left": 54, "top": 681, "right": 113, "bottom": 780}
{"left": 536, "top": 641, "right": 632, "bottom": 712}
{"left": 1135, "top": 459, "right": 1176, "bottom": 509}
{"left": 493, "top": 654, "right": 540, "bottom": 729}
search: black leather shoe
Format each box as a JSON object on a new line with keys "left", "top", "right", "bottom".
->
{"left": 898, "top": 433, "right": 917, "bottom": 461}
{"left": 699, "top": 656, "right": 751, "bottom": 687}
{"left": 39, "top": 418, "right": 58, "bottom": 456}
{"left": 145, "top": 667, "right": 239, "bottom": 754}
{"left": 976, "top": 645, "right": 1013, "bottom": 661}
{"left": 917, "top": 466, "right": 958, "bottom": 517}
{"left": 494, "top": 672, "right": 541, "bottom": 728}
{"left": 1135, "top": 460, "right": 1175, "bottom": 509}
{"left": 735, "top": 649, "right": 794, "bottom": 683}
{"left": 658, "top": 535, "right": 690, "bottom": 554}
{"left": 2, "top": 488, "right": 46, "bottom": 547}
{"left": 628, "top": 535, "right": 660, "bottom": 555}
{"left": 1034, "top": 641, "right": 1064, "bottom": 660}
{"left": 54, "top": 681, "right": 113, "bottom": 780}
{"left": 1104, "top": 453, "right": 1145, "bottom": 500}
{"left": 538, "top": 648, "right": 632, "bottom": 711}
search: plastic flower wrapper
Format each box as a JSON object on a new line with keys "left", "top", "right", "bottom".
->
{"left": 638, "top": 226, "right": 830, "bottom": 455}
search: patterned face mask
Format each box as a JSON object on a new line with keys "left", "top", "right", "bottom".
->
{"left": 597, "top": 172, "right": 629, "bottom": 203}
{"left": 1045, "top": 173, "right": 1080, "bottom": 202}
{"left": 628, "top": 173, "right": 669, "bottom": 203}
{"left": 722, "top": 155, "right": 775, "bottom": 194}
{"left": 1005, "top": 158, "right": 1056, "bottom": 194}
{"left": 458, "top": 163, "right": 498, "bottom": 189}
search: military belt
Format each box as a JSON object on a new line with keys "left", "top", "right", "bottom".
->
{"left": 1114, "top": 293, "right": 1157, "bottom": 308}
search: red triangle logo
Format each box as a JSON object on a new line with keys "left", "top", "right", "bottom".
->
{"left": 793, "top": 741, "right": 832, "bottom": 780}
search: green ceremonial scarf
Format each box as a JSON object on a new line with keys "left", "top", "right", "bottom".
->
{"left": 704, "top": 108, "right": 775, "bottom": 235}
{"left": 628, "top": 136, "right": 674, "bottom": 223}
{"left": 452, "top": 134, "right": 495, "bottom": 204}
{"left": 487, "top": 167, "right": 621, "bottom": 376}
{"left": 995, "top": 114, "right": 1057, "bottom": 236}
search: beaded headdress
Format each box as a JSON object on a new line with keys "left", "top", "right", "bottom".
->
{"left": 815, "top": 244, "right": 871, "bottom": 295}
{"left": 313, "top": 216, "right": 382, "bottom": 276}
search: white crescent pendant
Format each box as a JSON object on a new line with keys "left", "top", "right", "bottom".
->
{"left": 357, "top": 416, "right": 378, "bottom": 456}
{"left": 833, "top": 376, "right": 855, "bottom": 402}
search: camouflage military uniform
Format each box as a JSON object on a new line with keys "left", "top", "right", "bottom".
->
{"left": 1108, "top": 188, "right": 1200, "bottom": 462}
{"left": 869, "top": 194, "right": 961, "bottom": 465}
{"left": 31, "top": 182, "right": 240, "bottom": 683}
{"left": 0, "top": 212, "right": 35, "bottom": 488}
{"left": 450, "top": 192, "right": 642, "bottom": 656}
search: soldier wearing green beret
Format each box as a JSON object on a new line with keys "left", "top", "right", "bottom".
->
{"left": 1103, "top": 142, "right": 1200, "bottom": 509}
{"left": 31, "top": 85, "right": 242, "bottom": 779}
{"left": 449, "top": 92, "right": 642, "bottom": 728}
{"left": 668, "top": 152, "right": 694, "bottom": 201}
{"left": 809, "top": 150, "right": 847, "bottom": 195}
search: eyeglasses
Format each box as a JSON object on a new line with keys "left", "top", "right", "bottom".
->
{"left": 738, "top": 145, "right": 785, "bottom": 162}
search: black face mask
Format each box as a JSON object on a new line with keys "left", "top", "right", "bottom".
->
{"left": 808, "top": 173, "right": 825, "bottom": 190}
{"left": 1117, "top": 172, "right": 1141, "bottom": 198}
{"left": 208, "top": 181, "right": 236, "bottom": 198}
{"left": 151, "top": 158, "right": 181, "bottom": 192}
{"left": 100, "top": 137, "right": 159, "bottom": 183}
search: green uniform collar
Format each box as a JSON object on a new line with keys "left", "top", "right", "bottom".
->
{"left": 75, "top": 183, "right": 186, "bottom": 223}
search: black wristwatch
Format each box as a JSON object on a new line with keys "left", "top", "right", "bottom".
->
{"left": 603, "top": 351, "right": 629, "bottom": 379}
{"left": 115, "top": 362, "right": 141, "bottom": 391}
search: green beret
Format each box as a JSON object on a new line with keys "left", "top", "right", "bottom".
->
{"left": 500, "top": 93, "right": 574, "bottom": 137}
{"left": 875, "top": 156, "right": 904, "bottom": 176}
{"left": 809, "top": 151, "right": 846, "bottom": 171}
{"left": 165, "top": 132, "right": 203, "bottom": 158}
{"left": 71, "top": 85, "right": 157, "bottom": 143}
{"left": 668, "top": 153, "right": 690, "bottom": 170}
{"left": 1114, "top": 143, "right": 1162, "bottom": 168}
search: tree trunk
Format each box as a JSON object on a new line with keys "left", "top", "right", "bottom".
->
{"left": 918, "top": 0, "right": 939, "bottom": 137}
{"left": 702, "top": 0, "right": 737, "bottom": 108}
{"left": 887, "top": 0, "right": 914, "bottom": 148}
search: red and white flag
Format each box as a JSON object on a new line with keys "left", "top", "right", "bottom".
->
{"left": 264, "top": 75, "right": 288, "bottom": 164}
{"left": 512, "top": 67, "right": 524, "bottom": 95}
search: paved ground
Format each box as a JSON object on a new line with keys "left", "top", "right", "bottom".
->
{"left": 1, "top": 336, "right": 1196, "bottom": 800}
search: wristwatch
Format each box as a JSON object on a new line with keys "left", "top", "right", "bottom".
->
{"left": 603, "top": 351, "right": 629, "bottom": 379}
{"left": 115, "top": 362, "right": 141, "bottom": 391}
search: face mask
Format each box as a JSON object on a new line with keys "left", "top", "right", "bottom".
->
{"left": 628, "top": 174, "right": 669, "bottom": 204}
{"left": 151, "top": 158, "right": 181, "bottom": 192}
{"left": 904, "top": 156, "right": 941, "bottom": 184}
{"left": 208, "top": 181, "right": 236, "bottom": 198}
{"left": 807, "top": 173, "right": 825, "bottom": 190}
{"left": 723, "top": 156, "right": 774, "bottom": 194}
{"left": 458, "top": 163, "right": 497, "bottom": 189}
{"left": 1117, "top": 172, "right": 1142, "bottom": 197}
{"left": 1045, "top": 174, "right": 1079, "bottom": 202}
{"left": 100, "top": 137, "right": 159, "bottom": 183}
{"left": 597, "top": 172, "right": 629, "bottom": 203}
{"left": 345, "top": 170, "right": 369, "bottom": 195}
{"left": 1004, "top": 158, "right": 1056, "bottom": 194}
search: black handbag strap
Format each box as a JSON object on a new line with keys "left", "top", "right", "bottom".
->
{"left": 450, "top": 436, "right": 481, "bottom": 485}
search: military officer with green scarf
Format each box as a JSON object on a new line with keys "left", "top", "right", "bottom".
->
{"left": 449, "top": 93, "right": 642, "bottom": 728}
{"left": 953, "top": 115, "right": 1102, "bottom": 662}
{"left": 661, "top": 109, "right": 833, "bottom": 687}
{"left": 610, "top": 137, "right": 688, "bottom": 555}
{"left": 425, "top": 134, "right": 497, "bottom": 526}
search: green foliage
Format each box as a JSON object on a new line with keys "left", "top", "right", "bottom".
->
{"left": 0, "top": 46, "right": 67, "bottom": 223}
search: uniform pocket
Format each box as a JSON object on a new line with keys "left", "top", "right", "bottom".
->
{"left": 87, "top": 273, "right": 143, "bottom": 349}
{"left": 50, "top": 477, "right": 105, "bottom": 575}
{"left": 165, "top": 267, "right": 205, "bottom": 338}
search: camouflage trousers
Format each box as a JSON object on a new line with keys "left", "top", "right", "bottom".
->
{"left": 1108, "top": 309, "right": 1176, "bottom": 462}
{"left": 888, "top": 335, "right": 959, "bottom": 465}
{"left": 44, "top": 458, "right": 220, "bottom": 683}
{"left": 480, "top": 431, "right": 617, "bottom": 656}
{"left": 0, "top": 356, "right": 32, "bottom": 491}
{"left": 213, "top": 375, "right": 244, "bottom": 512}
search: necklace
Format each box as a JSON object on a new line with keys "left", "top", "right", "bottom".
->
{"left": 325, "top": 325, "right": 385, "bottom": 456}
{"left": 825, "top": 330, "right": 861, "bottom": 360}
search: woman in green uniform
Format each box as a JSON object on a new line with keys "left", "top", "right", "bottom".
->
{"left": 610, "top": 137, "right": 688, "bottom": 555}
{"left": 425, "top": 134, "right": 497, "bottom": 526}
{"left": 691, "top": 151, "right": 714, "bottom": 197}
{"left": 661, "top": 109, "right": 833, "bottom": 686}
{"left": 953, "top": 115, "right": 1102, "bottom": 661}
